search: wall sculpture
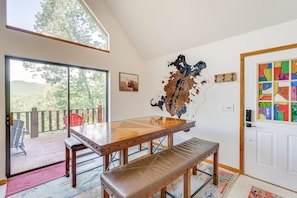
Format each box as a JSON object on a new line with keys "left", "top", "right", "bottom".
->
{"left": 150, "top": 54, "right": 211, "bottom": 118}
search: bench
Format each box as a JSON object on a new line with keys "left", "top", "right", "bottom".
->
{"left": 100, "top": 137, "right": 219, "bottom": 198}
{"left": 64, "top": 136, "right": 87, "bottom": 187}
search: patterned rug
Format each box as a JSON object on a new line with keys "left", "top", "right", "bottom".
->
{"left": 7, "top": 159, "right": 236, "bottom": 198}
{"left": 6, "top": 136, "right": 237, "bottom": 198}
{"left": 248, "top": 186, "right": 284, "bottom": 198}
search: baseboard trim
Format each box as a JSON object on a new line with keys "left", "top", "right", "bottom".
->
{"left": 0, "top": 179, "right": 7, "bottom": 186}
{"left": 204, "top": 159, "right": 239, "bottom": 173}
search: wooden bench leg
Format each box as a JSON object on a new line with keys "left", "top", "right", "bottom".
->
{"left": 213, "top": 150, "right": 218, "bottom": 185}
{"left": 192, "top": 162, "right": 202, "bottom": 175}
{"left": 160, "top": 186, "right": 167, "bottom": 198}
{"left": 102, "top": 186, "right": 109, "bottom": 198}
{"left": 65, "top": 146, "right": 70, "bottom": 177}
{"left": 192, "top": 165, "right": 197, "bottom": 175}
{"left": 184, "top": 168, "right": 191, "bottom": 198}
{"left": 72, "top": 150, "right": 77, "bottom": 187}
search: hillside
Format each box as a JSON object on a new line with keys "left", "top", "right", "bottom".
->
{"left": 10, "top": 80, "right": 50, "bottom": 97}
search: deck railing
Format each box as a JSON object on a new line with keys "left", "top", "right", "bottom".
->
{"left": 12, "top": 105, "right": 105, "bottom": 138}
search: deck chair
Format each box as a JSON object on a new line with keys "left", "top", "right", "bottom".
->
{"left": 63, "top": 113, "right": 83, "bottom": 127}
{"left": 10, "top": 119, "right": 27, "bottom": 155}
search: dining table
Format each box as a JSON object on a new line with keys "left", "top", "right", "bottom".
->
{"left": 70, "top": 116, "right": 196, "bottom": 170}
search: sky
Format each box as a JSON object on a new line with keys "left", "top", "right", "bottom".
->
{"left": 6, "top": 0, "right": 42, "bottom": 31}
{"left": 10, "top": 60, "right": 45, "bottom": 84}
{"left": 7, "top": 1, "right": 45, "bottom": 84}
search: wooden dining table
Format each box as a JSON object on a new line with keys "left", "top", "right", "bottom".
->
{"left": 70, "top": 116, "right": 196, "bottom": 170}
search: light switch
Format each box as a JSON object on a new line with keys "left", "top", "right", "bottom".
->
{"left": 220, "top": 104, "right": 234, "bottom": 111}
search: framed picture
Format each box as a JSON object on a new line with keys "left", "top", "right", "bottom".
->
{"left": 119, "top": 72, "right": 139, "bottom": 91}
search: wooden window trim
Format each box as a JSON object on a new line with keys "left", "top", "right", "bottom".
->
{"left": 6, "top": 25, "right": 110, "bottom": 53}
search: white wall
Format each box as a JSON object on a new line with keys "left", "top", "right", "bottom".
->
{"left": 143, "top": 19, "right": 297, "bottom": 169}
{"left": 2, "top": 0, "right": 297, "bottom": 182}
{"left": 0, "top": 0, "right": 145, "bottom": 181}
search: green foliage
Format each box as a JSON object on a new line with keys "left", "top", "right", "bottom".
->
{"left": 11, "top": 0, "right": 108, "bottom": 113}
{"left": 21, "top": 61, "right": 106, "bottom": 111}
{"left": 10, "top": 81, "right": 50, "bottom": 112}
{"left": 69, "top": 68, "right": 107, "bottom": 109}
{"left": 34, "top": 0, "right": 107, "bottom": 49}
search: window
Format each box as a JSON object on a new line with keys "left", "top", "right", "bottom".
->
{"left": 257, "top": 59, "right": 297, "bottom": 122}
{"left": 6, "top": 0, "right": 109, "bottom": 51}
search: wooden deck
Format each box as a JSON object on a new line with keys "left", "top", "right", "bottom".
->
{"left": 11, "top": 132, "right": 68, "bottom": 175}
{"left": 10, "top": 131, "right": 166, "bottom": 176}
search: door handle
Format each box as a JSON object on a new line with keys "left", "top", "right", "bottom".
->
{"left": 245, "top": 109, "right": 253, "bottom": 127}
{"left": 246, "top": 109, "right": 252, "bottom": 121}
{"left": 6, "top": 112, "right": 13, "bottom": 126}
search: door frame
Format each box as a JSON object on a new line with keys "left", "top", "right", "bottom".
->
{"left": 239, "top": 43, "right": 297, "bottom": 174}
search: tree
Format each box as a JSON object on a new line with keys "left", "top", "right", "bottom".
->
{"left": 22, "top": 62, "right": 106, "bottom": 111}
{"left": 34, "top": 0, "right": 107, "bottom": 49}
{"left": 19, "top": 0, "right": 107, "bottom": 111}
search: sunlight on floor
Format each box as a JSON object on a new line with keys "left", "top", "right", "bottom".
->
{"left": 226, "top": 175, "right": 297, "bottom": 198}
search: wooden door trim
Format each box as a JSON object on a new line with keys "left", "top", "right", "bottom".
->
{"left": 239, "top": 43, "right": 297, "bottom": 174}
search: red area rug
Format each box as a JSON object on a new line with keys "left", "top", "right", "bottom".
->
{"left": 6, "top": 162, "right": 65, "bottom": 197}
{"left": 248, "top": 186, "right": 283, "bottom": 198}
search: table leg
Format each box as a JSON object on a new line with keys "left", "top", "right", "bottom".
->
{"left": 103, "top": 154, "right": 109, "bottom": 171}
{"left": 148, "top": 141, "right": 153, "bottom": 155}
{"left": 120, "top": 148, "right": 128, "bottom": 165}
{"left": 213, "top": 150, "right": 219, "bottom": 185}
{"left": 168, "top": 133, "right": 173, "bottom": 148}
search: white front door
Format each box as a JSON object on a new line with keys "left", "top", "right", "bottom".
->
{"left": 244, "top": 48, "right": 297, "bottom": 192}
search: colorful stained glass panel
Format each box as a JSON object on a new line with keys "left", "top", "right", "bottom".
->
{"left": 292, "top": 81, "right": 297, "bottom": 101}
{"left": 274, "top": 61, "right": 289, "bottom": 80}
{"left": 259, "top": 63, "right": 272, "bottom": 82}
{"left": 273, "top": 81, "right": 289, "bottom": 102}
{"left": 258, "top": 102, "right": 272, "bottom": 120}
{"left": 274, "top": 102, "right": 289, "bottom": 121}
{"left": 292, "top": 59, "right": 297, "bottom": 80}
{"left": 258, "top": 83, "right": 272, "bottom": 100}
{"left": 257, "top": 59, "right": 297, "bottom": 123}
{"left": 292, "top": 103, "right": 297, "bottom": 122}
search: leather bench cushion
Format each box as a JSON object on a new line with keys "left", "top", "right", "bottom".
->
{"left": 100, "top": 137, "right": 219, "bottom": 198}
{"left": 65, "top": 137, "right": 87, "bottom": 150}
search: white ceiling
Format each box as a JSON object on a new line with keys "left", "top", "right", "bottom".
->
{"left": 104, "top": 0, "right": 297, "bottom": 60}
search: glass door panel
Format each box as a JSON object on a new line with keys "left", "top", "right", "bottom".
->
{"left": 68, "top": 67, "right": 107, "bottom": 125}
{"left": 6, "top": 56, "right": 108, "bottom": 177}
{"left": 6, "top": 57, "right": 68, "bottom": 176}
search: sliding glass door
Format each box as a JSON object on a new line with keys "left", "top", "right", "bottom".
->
{"left": 5, "top": 56, "right": 108, "bottom": 177}
{"left": 68, "top": 67, "right": 107, "bottom": 125}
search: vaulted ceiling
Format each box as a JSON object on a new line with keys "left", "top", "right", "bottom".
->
{"left": 104, "top": 0, "right": 297, "bottom": 60}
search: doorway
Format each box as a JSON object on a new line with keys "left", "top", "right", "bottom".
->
{"left": 240, "top": 44, "right": 297, "bottom": 191}
{"left": 5, "top": 56, "right": 108, "bottom": 177}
